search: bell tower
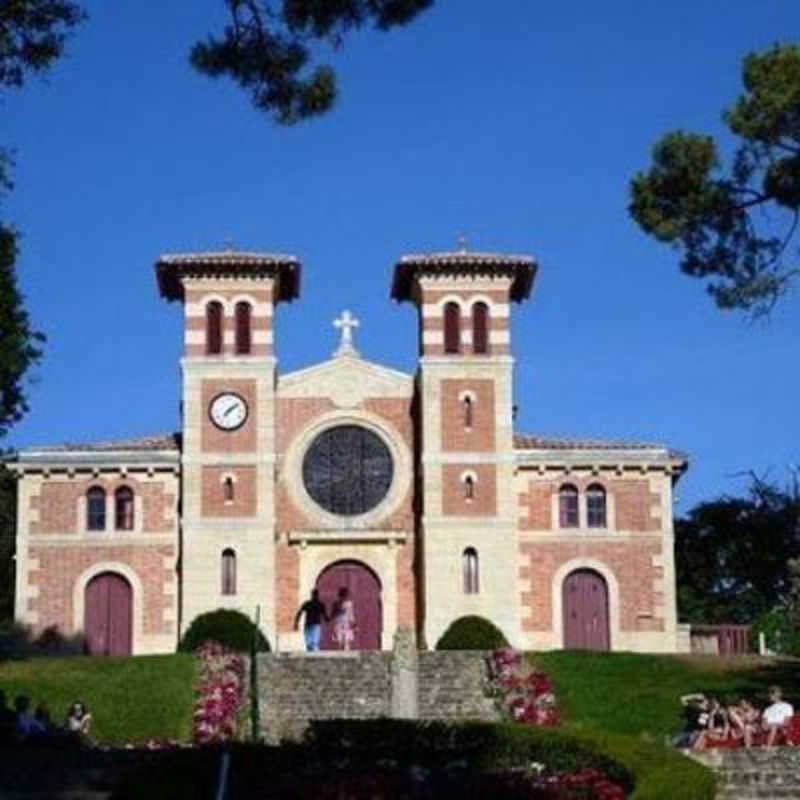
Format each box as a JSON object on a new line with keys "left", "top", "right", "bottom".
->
{"left": 391, "top": 246, "right": 536, "bottom": 648}
{"left": 156, "top": 250, "right": 301, "bottom": 645}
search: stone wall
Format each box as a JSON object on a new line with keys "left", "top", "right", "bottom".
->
{"left": 689, "top": 748, "right": 800, "bottom": 799}
{"left": 256, "top": 650, "right": 497, "bottom": 741}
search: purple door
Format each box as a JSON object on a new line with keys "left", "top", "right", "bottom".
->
{"left": 316, "top": 561, "right": 382, "bottom": 650}
{"left": 84, "top": 573, "right": 132, "bottom": 656}
{"left": 563, "top": 569, "right": 609, "bottom": 651}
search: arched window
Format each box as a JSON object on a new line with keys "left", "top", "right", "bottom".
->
{"left": 444, "top": 302, "right": 461, "bottom": 354}
{"left": 223, "top": 476, "right": 235, "bottom": 503}
{"left": 463, "top": 395, "right": 474, "bottom": 429}
{"left": 463, "top": 548, "right": 479, "bottom": 594}
{"left": 559, "top": 484, "right": 579, "bottom": 528}
{"left": 472, "top": 302, "right": 489, "bottom": 354}
{"left": 235, "top": 302, "right": 252, "bottom": 355}
{"left": 464, "top": 474, "right": 475, "bottom": 501}
{"left": 114, "top": 487, "right": 134, "bottom": 531}
{"left": 87, "top": 487, "right": 106, "bottom": 531}
{"left": 587, "top": 483, "right": 607, "bottom": 528}
{"left": 206, "top": 301, "right": 223, "bottom": 355}
{"left": 221, "top": 549, "right": 237, "bottom": 595}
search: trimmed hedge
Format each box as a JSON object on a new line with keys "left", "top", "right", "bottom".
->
{"left": 179, "top": 609, "right": 269, "bottom": 654}
{"left": 113, "top": 721, "right": 716, "bottom": 800}
{"left": 436, "top": 615, "right": 509, "bottom": 650}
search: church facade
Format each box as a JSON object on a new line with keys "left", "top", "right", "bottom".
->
{"left": 11, "top": 248, "right": 689, "bottom": 656}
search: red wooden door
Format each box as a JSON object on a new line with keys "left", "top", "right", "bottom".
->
{"left": 316, "top": 561, "right": 382, "bottom": 650}
{"left": 563, "top": 569, "right": 609, "bottom": 650}
{"left": 84, "top": 573, "right": 132, "bottom": 656}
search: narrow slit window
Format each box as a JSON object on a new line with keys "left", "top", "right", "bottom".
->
{"left": 223, "top": 476, "right": 235, "bottom": 503}
{"left": 235, "top": 302, "right": 252, "bottom": 355}
{"left": 464, "top": 474, "right": 475, "bottom": 501}
{"left": 87, "top": 487, "right": 106, "bottom": 531}
{"left": 221, "top": 549, "right": 237, "bottom": 595}
{"left": 472, "top": 302, "right": 489, "bottom": 354}
{"left": 463, "top": 395, "right": 474, "bottom": 429}
{"left": 587, "top": 484, "right": 607, "bottom": 528}
{"left": 206, "top": 301, "right": 223, "bottom": 355}
{"left": 444, "top": 302, "right": 461, "bottom": 354}
{"left": 559, "top": 484, "right": 579, "bottom": 528}
{"left": 463, "top": 548, "right": 479, "bottom": 594}
{"left": 114, "top": 487, "right": 135, "bottom": 531}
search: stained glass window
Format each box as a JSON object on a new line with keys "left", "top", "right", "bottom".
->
{"left": 302, "top": 425, "right": 394, "bottom": 516}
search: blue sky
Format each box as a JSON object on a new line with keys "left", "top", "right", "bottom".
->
{"left": 4, "top": 1, "right": 799, "bottom": 512}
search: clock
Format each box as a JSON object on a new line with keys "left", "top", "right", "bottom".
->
{"left": 209, "top": 392, "right": 248, "bottom": 431}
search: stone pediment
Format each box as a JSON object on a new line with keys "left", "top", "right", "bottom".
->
{"left": 278, "top": 355, "right": 413, "bottom": 408}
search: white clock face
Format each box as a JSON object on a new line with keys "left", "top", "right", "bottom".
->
{"left": 209, "top": 393, "right": 248, "bottom": 431}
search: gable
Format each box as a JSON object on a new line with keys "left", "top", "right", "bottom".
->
{"left": 278, "top": 355, "right": 413, "bottom": 408}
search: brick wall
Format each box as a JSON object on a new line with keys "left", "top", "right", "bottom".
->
{"left": 201, "top": 465, "right": 257, "bottom": 517}
{"left": 442, "top": 464, "right": 497, "bottom": 516}
{"left": 30, "top": 476, "right": 175, "bottom": 535}
{"left": 28, "top": 543, "right": 176, "bottom": 637}
{"left": 518, "top": 539, "right": 664, "bottom": 633}
{"left": 440, "top": 379, "right": 495, "bottom": 452}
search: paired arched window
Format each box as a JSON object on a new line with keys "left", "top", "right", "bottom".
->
{"left": 463, "top": 548, "right": 479, "bottom": 594}
{"left": 114, "top": 487, "right": 135, "bottom": 531}
{"left": 586, "top": 484, "right": 607, "bottom": 528}
{"left": 87, "top": 487, "right": 106, "bottom": 531}
{"left": 206, "top": 301, "right": 223, "bottom": 355}
{"left": 221, "top": 549, "right": 237, "bottom": 595}
{"left": 235, "top": 302, "right": 252, "bottom": 355}
{"left": 472, "top": 302, "right": 489, "bottom": 354}
{"left": 444, "top": 302, "right": 461, "bottom": 354}
{"left": 558, "top": 484, "right": 579, "bottom": 528}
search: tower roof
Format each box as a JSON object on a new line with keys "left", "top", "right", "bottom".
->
{"left": 390, "top": 249, "right": 537, "bottom": 302}
{"left": 155, "top": 250, "right": 301, "bottom": 302}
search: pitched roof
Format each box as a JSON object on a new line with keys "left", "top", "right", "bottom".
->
{"left": 391, "top": 249, "right": 536, "bottom": 302}
{"left": 514, "top": 433, "right": 687, "bottom": 462}
{"left": 155, "top": 250, "right": 301, "bottom": 302}
{"left": 19, "top": 433, "right": 181, "bottom": 454}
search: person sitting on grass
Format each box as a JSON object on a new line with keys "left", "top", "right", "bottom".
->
{"left": 692, "top": 697, "right": 729, "bottom": 750}
{"left": 728, "top": 697, "right": 760, "bottom": 748}
{"left": 0, "top": 691, "right": 16, "bottom": 745}
{"left": 761, "top": 686, "right": 794, "bottom": 747}
{"left": 65, "top": 701, "right": 92, "bottom": 743}
{"left": 14, "top": 695, "right": 47, "bottom": 742}
{"left": 674, "top": 693, "right": 710, "bottom": 748}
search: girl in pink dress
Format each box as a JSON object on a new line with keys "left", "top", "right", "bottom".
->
{"left": 332, "top": 587, "right": 356, "bottom": 650}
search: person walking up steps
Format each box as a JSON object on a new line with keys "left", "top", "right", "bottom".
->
{"left": 294, "top": 589, "right": 329, "bottom": 652}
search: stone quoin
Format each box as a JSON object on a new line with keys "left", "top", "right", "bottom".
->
{"left": 10, "top": 247, "right": 688, "bottom": 655}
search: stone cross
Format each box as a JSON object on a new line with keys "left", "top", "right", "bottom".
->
{"left": 333, "top": 309, "right": 360, "bottom": 357}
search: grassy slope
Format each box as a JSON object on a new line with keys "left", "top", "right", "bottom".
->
{"left": 0, "top": 654, "right": 195, "bottom": 743}
{"left": 534, "top": 650, "right": 800, "bottom": 739}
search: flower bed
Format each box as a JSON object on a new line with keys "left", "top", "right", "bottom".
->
{"left": 487, "top": 648, "right": 560, "bottom": 726}
{"left": 191, "top": 642, "right": 245, "bottom": 745}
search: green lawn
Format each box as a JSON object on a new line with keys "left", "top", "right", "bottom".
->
{"left": 0, "top": 653, "right": 196, "bottom": 744}
{"left": 534, "top": 650, "right": 800, "bottom": 739}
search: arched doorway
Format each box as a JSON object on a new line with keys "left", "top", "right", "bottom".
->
{"left": 84, "top": 572, "right": 133, "bottom": 656}
{"left": 563, "top": 569, "right": 610, "bottom": 650}
{"left": 316, "top": 560, "right": 382, "bottom": 650}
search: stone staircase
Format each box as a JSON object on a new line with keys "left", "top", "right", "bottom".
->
{"left": 255, "top": 649, "right": 497, "bottom": 740}
{"left": 690, "top": 748, "right": 800, "bottom": 799}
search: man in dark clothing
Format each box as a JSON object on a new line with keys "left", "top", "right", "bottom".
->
{"left": 294, "top": 589, "right": 329, "bottom": 652}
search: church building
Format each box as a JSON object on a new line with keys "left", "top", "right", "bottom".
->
{"left": 11, "top": 248, "right": 689, "bottom": 656}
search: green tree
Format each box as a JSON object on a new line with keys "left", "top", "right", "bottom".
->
{"left": 676, "top": 475, "right": 800, "bottom": 625}
{"left": 630, "top": 43, "right": 800, "bottom": 316}
{"left": 190, "top": 0, "right": 434, "bottom": 124}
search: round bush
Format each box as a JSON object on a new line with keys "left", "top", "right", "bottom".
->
{"left": 436, "top": 615, "right": 509, "bottom": 650}
{"left": 179, "top": 609, "right": 270, "bottom": 653}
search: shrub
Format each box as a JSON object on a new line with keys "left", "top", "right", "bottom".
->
{"left": 179, "top": 609, "right": 269, "bottom": 654}
{"left": 436, "top": 615, "right": 509, "bottom": 650}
